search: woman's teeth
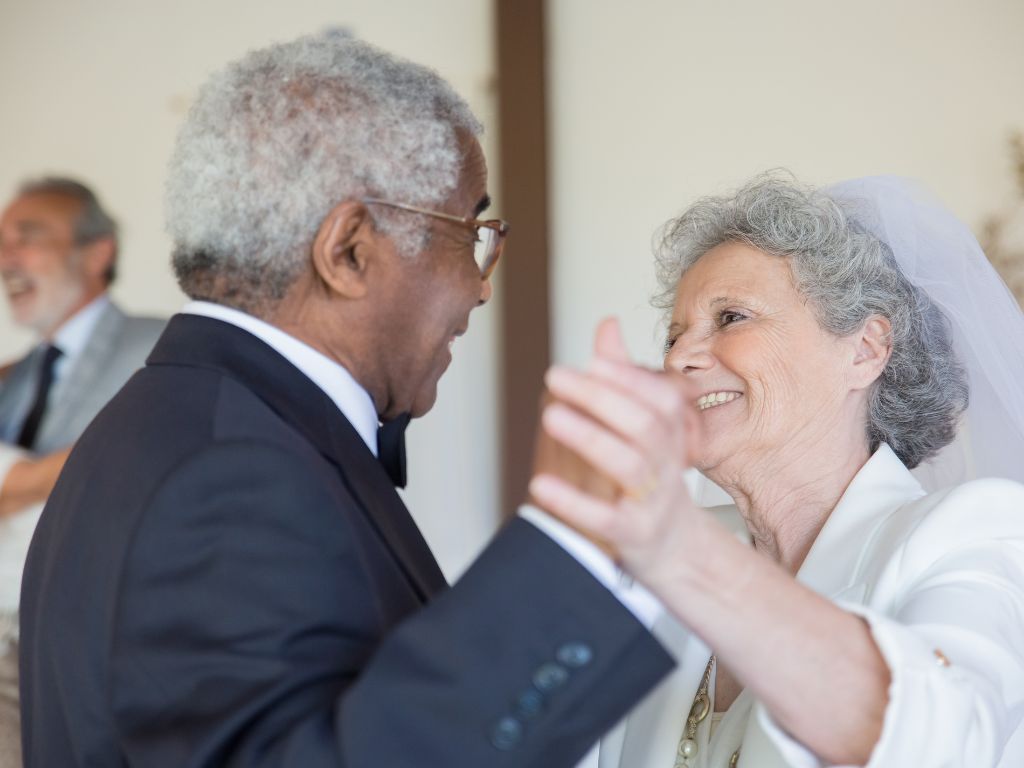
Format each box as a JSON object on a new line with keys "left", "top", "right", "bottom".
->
{"left": 696, "top": 391, "right": 740, "bottom": 410}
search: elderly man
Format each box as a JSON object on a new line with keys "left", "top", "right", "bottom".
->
{"left": 20, "top": 34, "right": 672, "bottom": 767}
{"left": 0, "top": 178, "right": 163, "bottom": 764}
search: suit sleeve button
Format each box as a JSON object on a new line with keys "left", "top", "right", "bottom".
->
{"left": 515, "top": 688, "right": 545, "bottom": 719}
{"left": 556, "top": 642, "right": 593, "bottom": 668}
{"left": 532, "top": 662, "right": 569, "bottom": 692}
{"left": 490, "top": 716, "right": 524, "bottom": 750}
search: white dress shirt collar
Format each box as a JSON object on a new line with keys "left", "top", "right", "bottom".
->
{"left": 52, "top": 293, "right": 109, "bottom": 366}
{"left": 181, "top": 301, "right": 379, "bottom": 456}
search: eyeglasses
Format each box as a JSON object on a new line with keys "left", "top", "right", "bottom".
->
{"left": 362, "top": 198, "right": 509, "bottom": 280}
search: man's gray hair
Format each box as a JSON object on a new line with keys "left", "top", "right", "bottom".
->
{"left": 19, "top": 176, "right": 119, "bottom": 284}
{"left": 653, "top": 174, "right": 968, "bottom": 469}
{"left": 165, "top": 32, "right": 483, "bottom": 314}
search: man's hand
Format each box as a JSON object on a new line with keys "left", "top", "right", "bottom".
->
{"left": 0, "top": 446, "right": 72, "bottom": 517}
{"left": 530, "top": 389, "right": 621, "bottom": 558}
{"left": 528, "top": 318, "right": 706, "bottom": 585}
{"left": 528, "top": 318, "right": 641, "bottom": 558}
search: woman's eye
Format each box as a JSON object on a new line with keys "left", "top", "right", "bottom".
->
{"left": 718, "top": 310, "right": 746, "bottom": 326}
{"left": 663, "top": 336, "right": 677, "bottom": 355}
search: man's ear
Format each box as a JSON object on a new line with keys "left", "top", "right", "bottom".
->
{"left": 80, "top": 237, "right": 116, "bottom": 283}
{"left": 311, "top": 200, "right": 378, "bottom": 300}
{"left": 850, "top": 314, "right": 892, "bottom": 390}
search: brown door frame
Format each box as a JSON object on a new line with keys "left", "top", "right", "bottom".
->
{"left": 495, "top": 0, "right": 551, "bottom": 515}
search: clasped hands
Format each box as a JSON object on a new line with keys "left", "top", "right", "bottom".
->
{"left": 529, "top": 318, "right": 704, "bottom": 587}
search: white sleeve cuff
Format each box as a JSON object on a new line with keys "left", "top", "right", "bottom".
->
{"left": 518, "top": 504, "right": 665, "bottom": 632}
{"left": 752, "top": 702, "right": 829, "bottom": 767}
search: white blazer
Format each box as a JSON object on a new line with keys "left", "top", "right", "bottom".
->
{"left": 596, "top": 444, "right": 1024, "bottom": 768}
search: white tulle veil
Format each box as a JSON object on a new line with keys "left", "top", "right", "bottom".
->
{"left": 827, "top": 177, "right": 1024, "bottom": 491}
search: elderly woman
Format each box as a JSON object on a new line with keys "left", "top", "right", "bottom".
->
{"left": 531, "top": 176, "right": 1024, "bottom": 767}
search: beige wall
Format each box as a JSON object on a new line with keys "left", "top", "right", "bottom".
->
{"left": 0, "top": 0, "right": 500, "bottom": 578}
{"left": 4, "top": 0, "right": 1023, "bottom": 574}
{"left": 547, "top": 0, "right": 1024, "bottom": 367}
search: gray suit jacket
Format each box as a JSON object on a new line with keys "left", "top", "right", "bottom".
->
{"left": 0, "top": 301, "right": 165, "bottom": 455}
{"left": 0, "top": 300, "right": 164, "bottom": 633}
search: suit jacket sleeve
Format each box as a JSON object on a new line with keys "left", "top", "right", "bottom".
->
{"left": 110, "top": 442, "right": 673, "bottom": 768}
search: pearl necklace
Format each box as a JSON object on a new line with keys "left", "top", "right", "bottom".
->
{"left": 673, "top": 655, "right": 741, "bottom": 768}
{"left": 674, "top": 655, "right": 714, "bottom": 766}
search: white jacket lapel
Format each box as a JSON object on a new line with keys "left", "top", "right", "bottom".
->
{"left": 796, "top": 445, "right": 925, "bottom": 601}
{"left": 612, "top": 612, "right": 710, "bottom": 768}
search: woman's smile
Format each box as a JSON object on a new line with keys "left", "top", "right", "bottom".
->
{"left": 696, "top": 391, "right": 743, "bottom": 411}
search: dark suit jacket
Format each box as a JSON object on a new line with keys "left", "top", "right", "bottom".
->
{"left": 20, "top": 315, "right": 673, "bottom": 767}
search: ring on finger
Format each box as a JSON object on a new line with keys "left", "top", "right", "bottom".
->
{"left": 623, "top": 472, "right": 658, "bottom": 502}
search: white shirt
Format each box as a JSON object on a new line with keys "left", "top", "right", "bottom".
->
{"left": 51, "top": 294, "right": 109, "bottom": 384}
{"left": 183, "top": 301, "right": 379, "bottom": 455}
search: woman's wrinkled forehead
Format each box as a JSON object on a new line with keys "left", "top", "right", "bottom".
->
{"left": 673, "top": 243, "right": 799, "bottom": 311}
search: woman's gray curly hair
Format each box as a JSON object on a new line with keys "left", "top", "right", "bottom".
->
{"left": 165, "top": 32, "right": 482, "bottom": 314}
{"left": 653, "top": 174, "right": 968, "bottom": 469}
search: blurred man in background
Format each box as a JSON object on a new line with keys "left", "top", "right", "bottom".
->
{"left": 0, "top": 177, "right": 164, "bottom": 765}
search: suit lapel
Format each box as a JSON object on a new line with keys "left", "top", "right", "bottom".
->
{"left": 0, "top": 352, "right": 37, "bottom": 443}
{"left": 148, "top": 314, "right": 447, "bottom": 601}
{"left": 39, "top": 303, "right": 125, "bottom": 447}
{"left": 325, "top": 423, "right": 448, "bottom": 599}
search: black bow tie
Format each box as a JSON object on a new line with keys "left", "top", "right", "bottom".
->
{"left": 377, "top": 413, "right": 411, "bottom": 488}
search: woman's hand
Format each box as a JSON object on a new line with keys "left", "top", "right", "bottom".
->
{"left": 530, "top": 391, "right": 621, "bottom": 505}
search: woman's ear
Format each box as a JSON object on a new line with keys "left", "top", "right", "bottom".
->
{"left": 850, "top": 315, "right": 893, "bottom": 390}
{"left": 310, "top": 200, "right": 377, "bottom": 299}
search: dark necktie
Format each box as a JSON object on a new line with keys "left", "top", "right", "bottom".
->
{"left": 16, "top": 344, "right": 63, "bottom": 450}
{"left": 377, "top": 413, "right": 411, "bottom": 488}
